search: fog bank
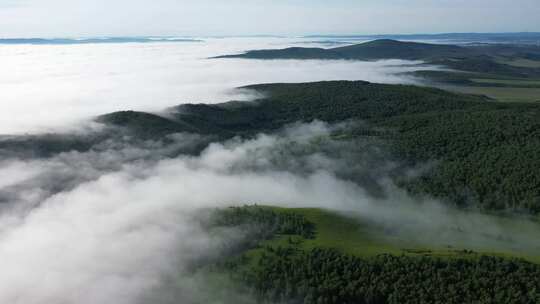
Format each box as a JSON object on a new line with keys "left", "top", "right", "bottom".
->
{"left": 0, "top": 37, "right": 437, "bottom": 134}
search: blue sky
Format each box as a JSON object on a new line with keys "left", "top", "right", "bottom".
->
{"left": 0, "top": 0, "right": 539, "bottom": 37}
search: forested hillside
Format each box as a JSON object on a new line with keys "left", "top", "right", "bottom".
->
{"left": 99, "top": 81, "right": 540, "bottom": 213}
{"left": 247, "top": 82, "right": 540, "bottom": 212}
{"left": 5, "top": 81, "right": 539, "bottom": 213}
{"left": 204, "top": 206, "right": 540, "bottom": 304}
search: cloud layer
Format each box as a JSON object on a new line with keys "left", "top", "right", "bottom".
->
{"left": 0, "top": 38, "right": 434, "bottom": 134}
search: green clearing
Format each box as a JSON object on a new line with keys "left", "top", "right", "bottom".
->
{"left": 255, "top": 208, "right": 402, "bottom": 257}
{"left": 414, "top": 70, "right": 540, "bottom": 102}
{"left": 243, "top": 207, "right": 540, "bottom": 264}
{"left": 470, "top": 77, "right": 540, "bottom": 87}
{"left": 208, "top": 206, "right": 540, "bottom": 303}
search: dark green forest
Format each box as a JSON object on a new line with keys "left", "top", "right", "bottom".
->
{"left": 7, "top": 81, "right": 537, "bottom": 213}
{"left": 208, "top": 205, "right": 315, "bottom": 240}
{"left": 159, "top": 81, "right": 539, "bottom": 213}
{"left": 206, "top": 206, "right": 540, "bottom": 304}
{"left": 229, "top": 248, "right": 540, "bottom": 304}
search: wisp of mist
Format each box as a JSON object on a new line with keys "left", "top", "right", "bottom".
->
{"left": 0, "top": 121, "right": 539, "bottom": 304}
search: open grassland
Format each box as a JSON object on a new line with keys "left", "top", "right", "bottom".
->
{"left": 470, "top": 78, "right": 540, "bottom": 87}
{"left": 496, "top": 58, "right": 540, "bottom": 68}
{"left": 245, "top": 207, "right": 540, "bottom": 264}
{"left": 444, "top": 85, "right": 540, "bottom": 102}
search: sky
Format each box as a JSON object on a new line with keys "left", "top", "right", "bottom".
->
{"left": 0, "top": 0, "right": 539, "bottom": 37}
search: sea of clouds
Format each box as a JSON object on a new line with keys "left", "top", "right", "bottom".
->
{"left": 0, "top": 38, "right": 538, "bottom": 304}
{"left": 0, "top": 37, "right": 435, "bottom": 134}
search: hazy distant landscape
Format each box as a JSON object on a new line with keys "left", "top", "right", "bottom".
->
{"left": 1, "top": 1, "right": 540, "bottom": 303}
{"left": 0, "top": 37, "right": 439, "bottom": 134}
{"left": 217, "top": 38, "right": 540, "bottom": 103}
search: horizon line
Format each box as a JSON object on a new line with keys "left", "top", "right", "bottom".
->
{"left": 1, "top": 31, "right": 540, "bottom": 40}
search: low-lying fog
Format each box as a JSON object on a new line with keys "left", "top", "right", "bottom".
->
{"left": 1, "top": 37, "right": 435, "bottom": 134}
{"left": 1, "top": 38, "right": 538, "bottom": 304}
{"left": 0, "top": 121, "right": 539, "bottom": 304}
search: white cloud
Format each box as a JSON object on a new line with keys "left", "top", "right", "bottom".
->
{"left": 0, "top": 38, "right": 433, "bottom": 134}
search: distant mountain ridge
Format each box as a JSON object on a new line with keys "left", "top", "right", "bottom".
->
{"left": 215, "top": 39, "right": 473, "bottom": 61}
{"left": 216, "top": 39, "right": 540, "bottom": 60}
{"left": 215, "top": 39, "right": 540, "bottom": 78}
{"left": 304, "top": 32, "right": 540, "bottom": 44}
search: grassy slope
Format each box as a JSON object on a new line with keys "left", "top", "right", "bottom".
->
{"left": 447, "top": 85, "right": 540, "bottom": 103}
{"left": 402, "top": 55, "right": 540, "bottom": 102}
{"left": 202, "top": 205, "right": 540, "bottom": 304}
{"left": 413, "top": 70, "right": 540, "bottom": 102}
{"left": 470, "top": 78, "right": 540, "bottom": 86}
{"left": 245, "top": 207, "right": 540, "bottom": 264}
{"left": 496, "top": 57, "right": 540, "bottom": 68}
